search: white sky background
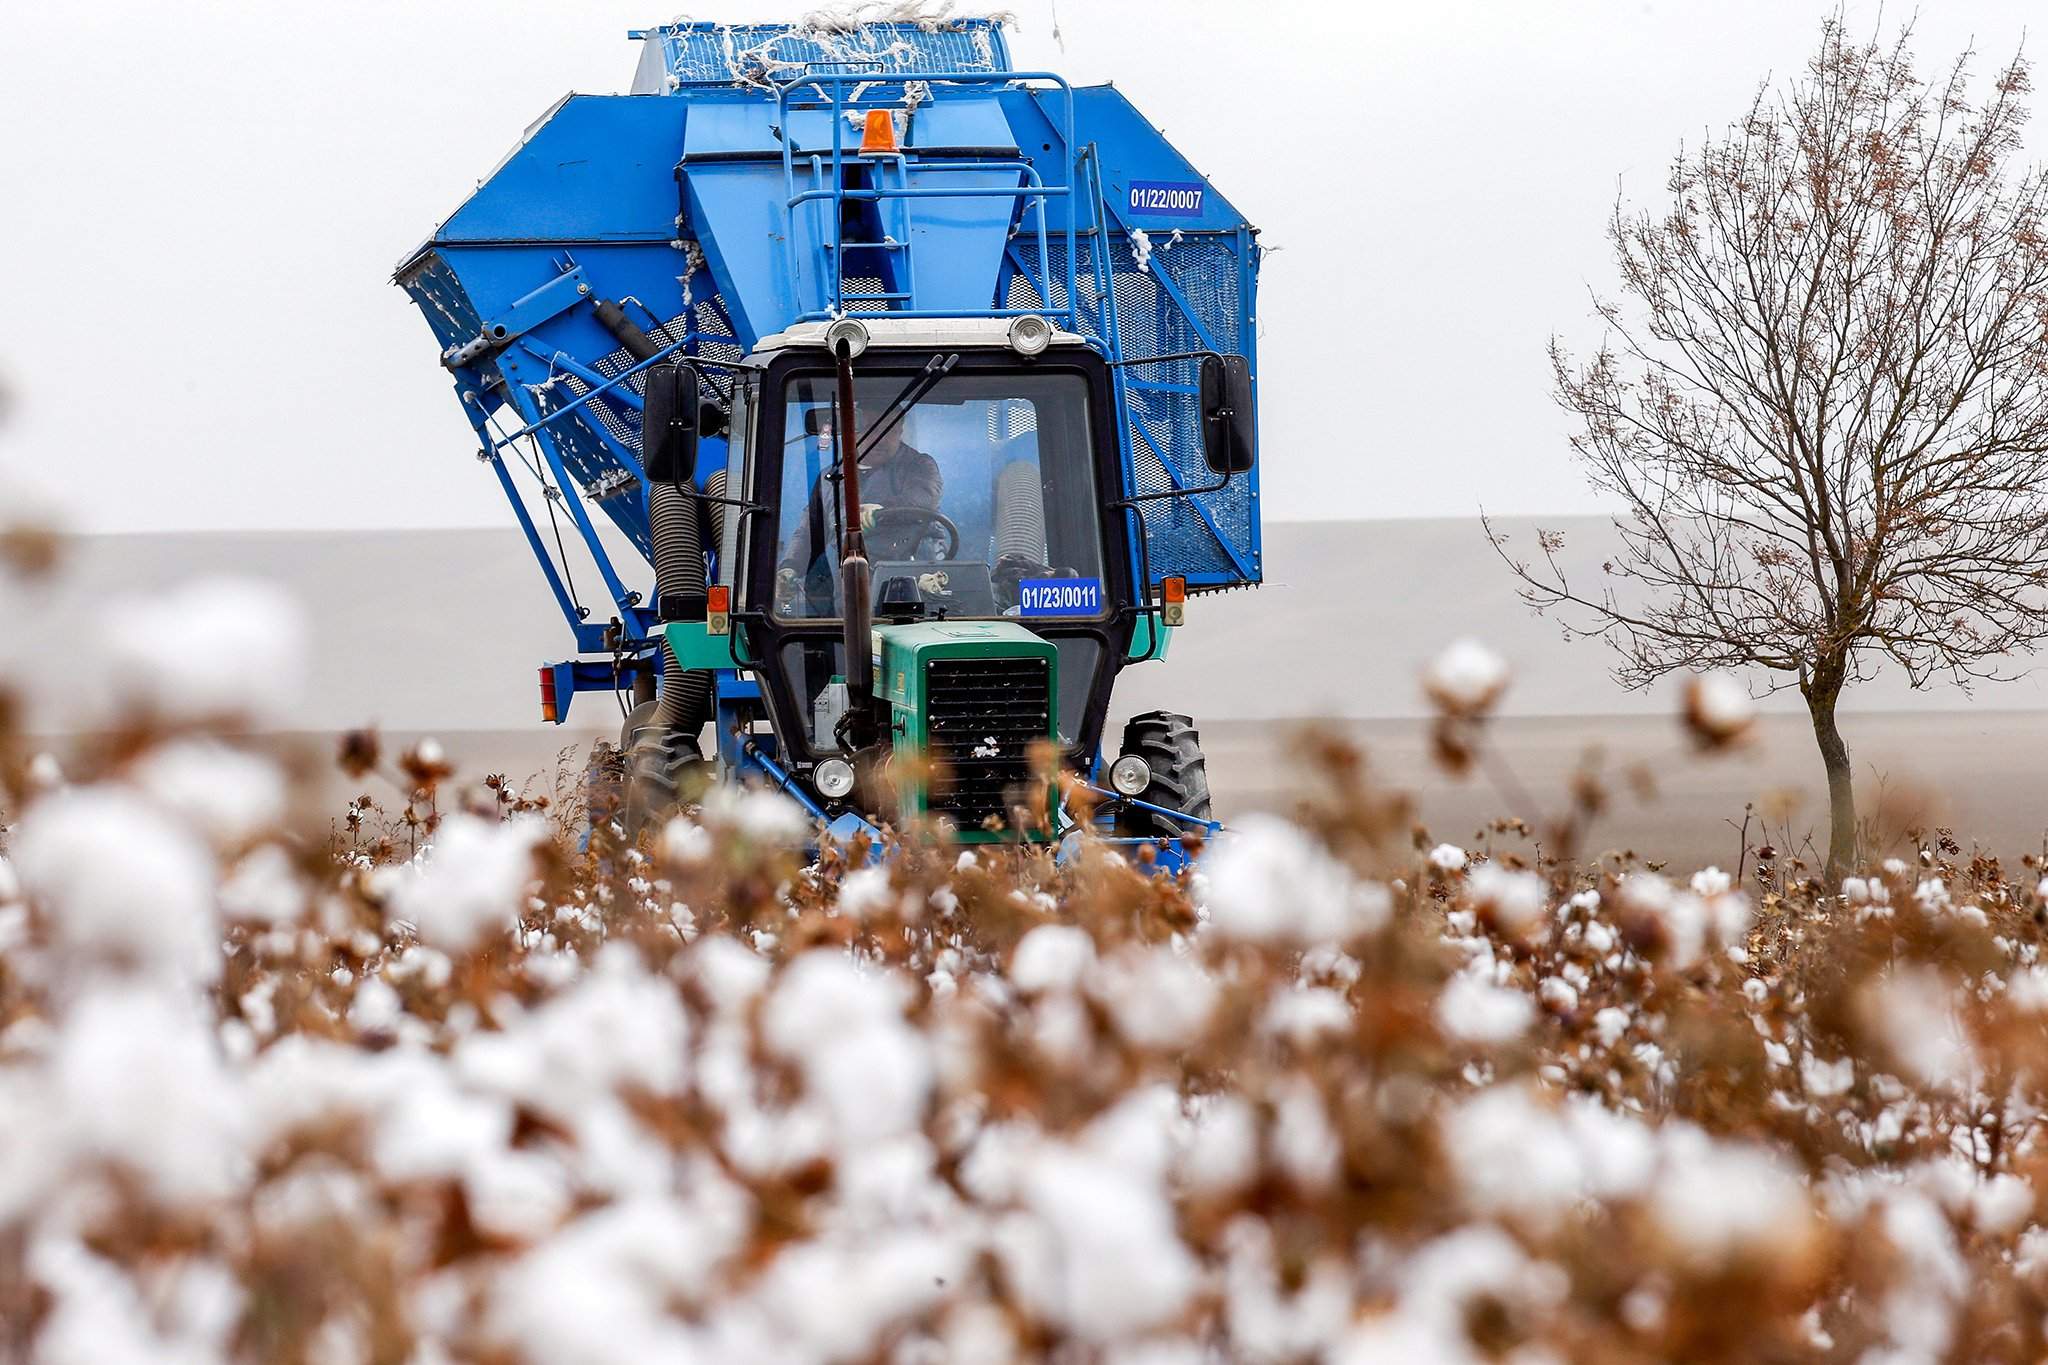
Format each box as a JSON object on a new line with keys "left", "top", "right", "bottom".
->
{"left": 0, "top": 0, "right": 2037, "bottom": 532}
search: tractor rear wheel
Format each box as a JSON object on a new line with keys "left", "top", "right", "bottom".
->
{"left": 619, "top": 701, "right": 710, "bottom": 839}
{"left": 1112, "top": 711, "right": 1213, "bottom": 840}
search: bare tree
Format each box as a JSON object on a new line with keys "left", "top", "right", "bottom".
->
{"left": 1492, "top": 19, "right": 2048, "bottom": 879}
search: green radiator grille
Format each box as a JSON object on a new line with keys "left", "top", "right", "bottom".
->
{"left": 924, "top": 656, "right": 1052, "bottom": 828}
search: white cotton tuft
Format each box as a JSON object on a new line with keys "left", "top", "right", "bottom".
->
{"left": 1090, "top": 944, "right": 1217, "bottom": 1049}
{"left": 1436, "top": 969, "right": 1534, "bottom": 1043}
{"left": 703, "top": 785, "right": 811, "bottom": 842}
{"left": 101, "top": 577, "right": 308, "bottom": 725}
{"left": 1649, "top": 1125, "right": 1810, "bottom": 1267}
{"left": 218, "top": 845, "right": 306, "bottom": 925}
{"left": 834, "top": 865, "right": 896, "bottom": 920}
{"left": 1862, "top": 967, "right": 1976, "bottom": 1092}
{"left": 1422, "top": 638, "right": 1509, "bottom": 714}
{"left": 128, "top": 741, "right": 287, "bottom": 850}
{"left": 1427, "top": 843, "right": 1467, "bottom": 872}
{"left": 50, "top": 983, "right": 247, "bottom": 1205}
{"left": 11, "top": 786, "right": 218, "bottom": 982}
{"left": 389, "top": 814, "right": 545, "bottom": 952}
{"left": 1467, "top": 864, "right": 1548, "bottom": 936}
{"left": 1013, "top": 1142, "right": 1197, "bottom": 1338}
{"left": 1010, "top": 923, "right": 1096, "bottom": 993}
{"left": 763, "top": 951, "right": 931, "bottom": 1144}
{"left": 1200, "top": 816, "right": 1389, "bottom": 945}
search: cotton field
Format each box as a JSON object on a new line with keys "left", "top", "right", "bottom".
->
{"left": 6, "top": 577, "right": 2048, "bottom": 1363}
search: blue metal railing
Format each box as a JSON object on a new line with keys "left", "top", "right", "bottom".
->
{"left": 774, "top": 70, "right": 1080, "bottom": 326}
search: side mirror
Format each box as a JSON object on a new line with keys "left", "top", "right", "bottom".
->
{"left": 1198, "top": 353, "right": 1256, "bottom": 475}
{"left": 699, "top": 399, "right": 729, "bottom": 439}
{"left": 641, "top": 363, "right": 700, "bottom": 483}
{"left": 803, "top": 407, "right": 831, "bottom": 438}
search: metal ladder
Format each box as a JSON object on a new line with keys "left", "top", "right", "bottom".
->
{"left": 774, "top": 68, "right": 1081, "bottom": 325}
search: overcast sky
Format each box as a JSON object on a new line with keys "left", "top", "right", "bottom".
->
{"left": 0, "top": 0, "right": 2037, "bottom": 532}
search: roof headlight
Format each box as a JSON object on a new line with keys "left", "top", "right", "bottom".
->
{"left": 823, "top": 318, "right": 869, "bottom": 359}
{"left": 1007, "top": 314, "right": 1053, "bottom": 357}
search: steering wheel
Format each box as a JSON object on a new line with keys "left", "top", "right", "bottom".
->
{"left": 868, "top": 505, "right": 960, "bottom": 561}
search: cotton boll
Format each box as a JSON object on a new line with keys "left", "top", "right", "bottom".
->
{"left": 457, "top": 949, "right": 688, "bottom": 1120}
{"left": 1436, "top": 969, "right": 1535, "bottom": 1044}
{"left": 753, "top": 1229, "right": 970, "bottom": 1360}
{"left": 1201, "top": 816, "right": 1388, "bottom": 946}
{"left": 371, "top": 1069, "right": 515, "bottom": 1185}
{"left": 687, "top": 935, "right": 772, "bottom": 1016}
{"left": 11, "top": 786, "right": 218, "bottom": 983}
{"left": 1683, "top": 672, "right": 1756, "bottom": 748}
{"left": 347, "top": 975, "right": 403, "bottom": 1035}
{"left": 488, "top": 1196, "right": 735, "bottom": 1364}
{"left": 51, "top": 983, "right": 246, "bottom": 1206}
{"left": 1467, "top": 864, "right": 1548, "bottom": 938}
{"left": 702, "top": 785, "right": 810, "bottom": 842}
{"left": 127, "top": 740, "right": 286, "bottom": 850}
{"left": 1592, "top": 1006, "right": 1629, "bottom": 1048}
{"left": 1179, "top": 1095, "right": 1259, "bottom": 1197}
{"left": 763, "top": 951, "right": 932, "bottom": 1145}
{"left": 1089, "top": 944, "right": 1217, "bottom": 1049}
{"left": 30, "top": 1240, "right": 243, "bottom": 1365}
{"left": 100, "top": 577, "right": 308, "bottom": 726}
{"left": 464, "top": 1146, "right": 573, "bottom": 1244}
{"left": 1614, "top": 872, "right": 1748, "bottom": 969}
{"left": 658, "top": 813, "right": 713, "bottom": 866}
{"left": 1800, "top": 1053, "right": 1855, "bottom": 1098}
{"left": 1261, "top": 986, "right": 1353, "bottom": 1047}
{"left": 218, "top": 845, "right": 307, "bottom": 926}
{"left": 1859, "top": 967, "right": 1977, "bottom": 1092}
{"left": 1427, "top": 843, "right": 1468, "bottom": 872}
{"left": 834, "top": 865, "right": 896, "bottom": 919}
{"left": 1010, "top": 923, "right": 1095, "bottom": 994}
{"left": 1650, "top": 1124, "right": 1814, "bottom": 1270}
{"left": 1445, "top": 1086, "right": 1589, "bottom": 1227}
{"left": 389, "top": 814, "right": 546, "bottom": 952}
{"left": 1422, "top": 638, "right": 1510, "bottom": 715}
{"left": 1016, "top": 1143, "right": 1198, "bottom": 1339}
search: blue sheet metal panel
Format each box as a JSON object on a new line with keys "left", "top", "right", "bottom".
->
{"left": 639, "top": 19, "right": 1011, "bottom": 85}
{"left": 439, "top": 96, "right": 686, "bottom": 243}
{"left": 1064, "top": 86, "right": 1250, "bottom": 233}
{"left": 899, "top": 98, "right": 1024, "bottom": 314}
{"left": 682, "top": 159, "right": 802, "bottom": 349}
{"left": 680, "top": 100, "right": 819, "bottom": 346}
{"left": 426, "top": 242, "right": 690, "bottom": 354}
{"left": 991, "top": 88, "right": 1088, "bottom": 237}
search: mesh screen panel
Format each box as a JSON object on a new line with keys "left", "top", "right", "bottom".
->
{"left": 654, "top": 22, "right": 1004, "bottom": 84}
{"left": 1010, "top": 235, "right": 1256, "bottom": 588}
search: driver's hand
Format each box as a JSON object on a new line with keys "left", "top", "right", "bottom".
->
{"left": 773, "top": 566, "right": 802, "bottom": 613}
{"left": 859, "top": 502, "right": 882, "bottom": 532}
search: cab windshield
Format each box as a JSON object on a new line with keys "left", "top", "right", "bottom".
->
{"left": 771, "top": 367, "right": 1105, "bottom": 622}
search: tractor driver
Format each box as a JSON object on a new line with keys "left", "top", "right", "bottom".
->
{"left": 775, "top": 405, "right": 944, "bottom": 616}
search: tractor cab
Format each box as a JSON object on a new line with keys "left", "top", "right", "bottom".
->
{"left": 648, "top": 313, "right": 1250, "bottom": 843}
{"left": 740, "top": 320, "right": 1123, "bottom": 745}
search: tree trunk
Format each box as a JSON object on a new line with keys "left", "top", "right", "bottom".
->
{"left": 1804, "top": 666, "right": 1857, "bottom": 882}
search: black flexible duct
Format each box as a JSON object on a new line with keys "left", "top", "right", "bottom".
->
{"left": 649, "top": 482, "right": 711, "bottom": 734}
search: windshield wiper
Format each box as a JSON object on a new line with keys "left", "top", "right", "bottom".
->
{"left": 858, "top": 353, "right": 959, "bottom": 460}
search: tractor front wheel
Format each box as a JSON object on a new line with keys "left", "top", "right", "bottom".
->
{"left": 1112, "top": 711, "right": 1213, "bottom": 841}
